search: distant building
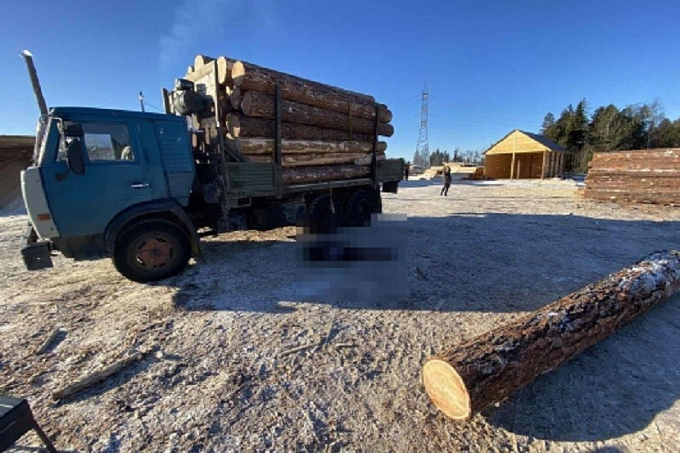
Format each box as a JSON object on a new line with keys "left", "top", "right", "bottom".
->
{"left": 0, "top": 135, "right": 34, "bottom": 210}
{"left": 484, "top": 130, "right": 567, "bottom": 179}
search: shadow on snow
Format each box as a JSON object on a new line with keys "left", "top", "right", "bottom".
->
{"left": 167, "top": 211, "right": 679, "bottom": 314}
{"left": 157, "top": 209, "right": 680, "bottom": 442}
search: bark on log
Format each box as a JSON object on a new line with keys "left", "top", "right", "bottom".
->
{"left": 241, "top": 91, "right": 394, "bottom": 137}
{"left": 282, "top": 165, "right": 370, "bottom": 185}
{"left": 422, "top": 250, "right": 680, "bottom": 421}
{"left": 239, "top": 137, "right": 387, "bottom": 155}
{"left": 226, "top": 114, "right": 374, "bottom": 142}
{"left": 245, "top": 152, "right": 385, "bottom": 167}
{"left": 218, "top": 93, "right": 233, "bottom": 116}
{"left": 225, "top": 86, "right": 241, "bottom": 110}
{"left": 232, "top": 60, "right": 392, "bottom": 123}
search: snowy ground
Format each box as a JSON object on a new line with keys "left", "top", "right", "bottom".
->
{"left": 1, "top": 179, "right": 680, "bottom": 452}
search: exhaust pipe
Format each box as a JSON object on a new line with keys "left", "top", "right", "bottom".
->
{"left": 20, "top": 50, "right": 48, "bottom": 116}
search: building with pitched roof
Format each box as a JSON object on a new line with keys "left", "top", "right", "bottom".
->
{"left": 483, "top": 130, "right": 567, "bottom": 179}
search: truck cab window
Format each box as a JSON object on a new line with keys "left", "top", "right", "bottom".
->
{"left": 82, "top": 123, "right": 135, "bottom": 161}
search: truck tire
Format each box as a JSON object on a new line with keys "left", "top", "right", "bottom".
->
{"left": 307, "top": 194, "right": 341, "bottom": 232}
{"left": 308, "top": 194, "right": 341, "bottom": 217}
{"left": 113, "top": 219, "right": 191, "bottom": 282}
{"left": 345, "top": 189, "right": 378, "bottom": 226}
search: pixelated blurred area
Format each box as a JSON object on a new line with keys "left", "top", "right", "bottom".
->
{"left": 295, "top": 213, "right": 408, "bottom": 303}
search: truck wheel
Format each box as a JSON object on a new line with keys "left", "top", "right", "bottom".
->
{"left": 345, "top": 189, "right": 377, "bottom": 226}
{"left": 113, "top": 219, "right": 191, "bottom": 282}
{"left": 308, "top": 194, "right": 341, "bottom": 217}
{"left": 307, "top": 194, "right": 341, "bottom": 232}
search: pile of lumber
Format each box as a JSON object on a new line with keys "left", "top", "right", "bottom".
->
{"left": 185, "top": 55, "right": 394, "bottom": 185}
{"left": 466, "top": 167, "right": 485, "bottom": 180}
{"left": 584, "top": 149, "right": 680, "bottom": 205}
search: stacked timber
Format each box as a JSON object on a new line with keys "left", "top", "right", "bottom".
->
{"left": 584, "top": 149, "right": 680, "bottom": 205}
{"left": 184, "top": 54, "right": 394, "bottom": 185}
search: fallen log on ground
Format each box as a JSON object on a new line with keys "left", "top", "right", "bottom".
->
{"left": 422, "top": 250, "right": 680, "bottom": 421}
{"left": 52, "top": 351, "right": 144, "bottom": 400}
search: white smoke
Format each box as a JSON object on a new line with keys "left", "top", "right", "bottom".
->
{"left": 159, "top": 0, "right": 231, "bottom": 69}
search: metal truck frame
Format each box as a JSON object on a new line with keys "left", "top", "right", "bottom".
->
{"left": 20, "top": 57, "right": 403, "bottom": 282}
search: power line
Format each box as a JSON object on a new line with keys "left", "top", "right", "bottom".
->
{"left": 139, "top": 90, "right": 166, "bottom": 113}
{"left": 143, "top": 101, "right": 165, "bottom": 113}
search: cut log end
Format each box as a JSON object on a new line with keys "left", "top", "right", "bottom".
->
{"left": 232, "top": 61, "right": 246, "bottom": 87}
{"left": 229, "top": 86, "right": 241, "bottom": 110}
{"left": 217, "top": 56, "right": 233, "bottom": 85}
{"left": 194, "top": 54, "right": 214, "bottom": 69}
{"left": 226, "top": 113, "right": 241, "bottom": 138}
{"left": 422, "top": 359, "right": 471, "bottom": 421}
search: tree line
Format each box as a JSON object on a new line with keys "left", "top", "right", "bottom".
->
{"left": 541, "top": 100, "right": 680, "bottom": 173}
{"left": 412, "top": 148, "right": 484, "bottom": 167}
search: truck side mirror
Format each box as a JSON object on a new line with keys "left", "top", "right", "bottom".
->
{"left": 64, "top": 123, "right": 84, "bottom": 137}
{"left": 66, "top": 139, "right": 86, "bottom": 175}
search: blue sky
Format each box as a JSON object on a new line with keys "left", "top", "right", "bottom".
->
{"left": 2, "top": 0, "right": 679, "bottom": 161}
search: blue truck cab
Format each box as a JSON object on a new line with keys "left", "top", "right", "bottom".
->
{"left": 21, "top": 105, "right": 403, "bottom": 283}
{"left": 18, "top": 54, "right": 403, "bottom": 282}
{"left": 22, "top": 107, "right": 200, "bottom": 281}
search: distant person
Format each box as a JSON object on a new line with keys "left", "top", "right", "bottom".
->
{"left": 404, "top": 162, "right": 410, "bottom": 180}
{"left": 440, "top": 164, "right": 452, "bottom": 196}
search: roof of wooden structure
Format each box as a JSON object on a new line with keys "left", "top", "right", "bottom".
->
{"left": 484, "top": 130, "right": 566, "bottom": 156}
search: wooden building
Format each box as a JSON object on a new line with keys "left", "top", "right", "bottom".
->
{"left": 484, "top": 130, "right": 567, "bottom": 179}
{"left": 0, "top": 135, "right": 33, "bottom": 210}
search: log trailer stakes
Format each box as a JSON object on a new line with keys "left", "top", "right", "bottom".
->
{"left": 19, "top": 52, "right": 403, "bottom": 282}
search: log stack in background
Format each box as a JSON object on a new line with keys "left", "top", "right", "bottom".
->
{"left": 584, "top": 149, "right": 680, "bottom": 205}
{"left": 185, "top": 54, "right": 394, "bottom": 185}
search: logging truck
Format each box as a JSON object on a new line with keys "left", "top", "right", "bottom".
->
{"left": 20, "top": 53, "right": 403, "bottom": 282}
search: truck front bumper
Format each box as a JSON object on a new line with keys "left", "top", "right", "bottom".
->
{"left": 21, "top": 225, "right": 53, "bottom": 270}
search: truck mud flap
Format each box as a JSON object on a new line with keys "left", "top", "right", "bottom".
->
{"left": 382, "top": 181, "right": 399, "bottom": 193}
{"left": 21, "top": 226, "right": 53, "bottom": 270}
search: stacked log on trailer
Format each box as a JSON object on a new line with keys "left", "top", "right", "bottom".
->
{"left": 183, "top": 54, "right": 394, "bottom": 185}
{"left": 584, "top": 149, "right": 680, "bottom": 205}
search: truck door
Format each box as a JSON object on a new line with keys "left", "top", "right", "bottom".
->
{"left": 41, "top": 120, "right": 158, "bottom": 237}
